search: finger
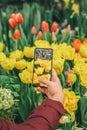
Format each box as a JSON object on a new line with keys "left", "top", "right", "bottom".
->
{"left": 52, "top": 69, "right": 62, "bottom": 87}
{"left": 52, "top": 69, "right": 59, "bottom": 82}
{"left": 36, "top": 87, "right": 44, "bottom": 93}
{"left": 36, "top": 87, "right": 48, "bottom": 94}
{"left": 38, "top": 78, "right": 51, "bottom": 87}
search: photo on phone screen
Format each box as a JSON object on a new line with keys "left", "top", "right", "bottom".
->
{"left": 32, "top": 48, "right": 53, "bottom": 87}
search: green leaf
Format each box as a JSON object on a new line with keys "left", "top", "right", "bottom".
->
{"left": 22, "top": 3, "right": 31, "bottom": 34}
{"left": 60, "top": 33, "right": 72, "bottom": 44}
{"left": 73, "top": 75, "right": 81, "bottom": 95}
{"left": 79, "top": 97, "right": 87, "bottom": 127}
{"left": 33, "top": 4, "right": 41, "bottom": 31}
{"left": 0, "top": 75, "right": 14, "bottom": 84}
{"left": 12, "top": 91, "right": 19, "bottom": 97}
{"left": 18, "top": 85, "right": 34, "bottom": 121}
{"left": 59, "top": 73, "right": 66, "bottom": 88}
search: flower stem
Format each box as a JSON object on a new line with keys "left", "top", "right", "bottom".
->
{"left": 15, "top": 40, "right": 18, "bottom": 50}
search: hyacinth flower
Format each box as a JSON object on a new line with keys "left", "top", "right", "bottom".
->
{"left": 64, "top": 69, "right": 77, "bottom": 86}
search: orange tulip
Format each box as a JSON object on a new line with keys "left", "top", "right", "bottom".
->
{"left": 41, "top": 21, "right": 49, "bottom": 31}
{"left": 8, "top": 18, "right": 17, "bottom": 28}
{"left": 72, "top": 38, "right": 82, "bottom": 51}
{"left": 13, "top": 29, "right": 21, "bottom": 40}
{"left": 38, "top": 31, "right": 43, "bottom": 39}
{"left": 51, "top": 22, "right": 58, "bottom": 32}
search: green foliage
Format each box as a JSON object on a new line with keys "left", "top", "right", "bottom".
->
{"left": 78, "top": 0, "right": 87, "bottom": 36}
{"left": 0, "top": 2, "right": 54, "bottom": 48}
{"left": 0, "top": 75, "right": 20, "bottom": 120}
{"left": 76, "top": 97, "right": 87, "bottom": 130}
{"left": 18, "top": 84, "right": 43, "bottom": 122}
{"left": 0, "top": 74, "right": 44, "bottom": 122}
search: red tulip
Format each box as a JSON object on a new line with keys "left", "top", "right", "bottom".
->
{"left": 15, "top": 13, "right": 24, "bottom": 24}
{"left": 31, "top": 26, "right": 37, "bottom": 34}
{"left": 51, "top": 22, "right": 58, "bottom": 32}
{"left": 8, "top": 18, "right": 17, "bottom": 28}
{"left": 41, "top": 21, "right": 49, "bottom": 31}
{"left": 38, "top": 31, "right": 43, "bottom": 39}
{"left": 13, "top": 29, "right": 21, "bottom": 40}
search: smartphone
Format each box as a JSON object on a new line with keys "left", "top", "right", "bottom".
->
{"left": 32, "top": 48, "right": 53, "bottom": 87}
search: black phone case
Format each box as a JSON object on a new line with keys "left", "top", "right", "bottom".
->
{"left": 32, "top": 48, "right": 53, "bottom": 87}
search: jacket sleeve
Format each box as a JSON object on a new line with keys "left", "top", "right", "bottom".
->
{"left": 0, "top": 99, "right": 65, "bottom": 130}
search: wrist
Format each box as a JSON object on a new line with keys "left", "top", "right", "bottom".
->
{"left": 49, "top": 95, "right": 64, "bottom": 105}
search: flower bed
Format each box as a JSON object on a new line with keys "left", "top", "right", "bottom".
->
{"left": 0, "top": 2, "right": 87, "bottom": 129}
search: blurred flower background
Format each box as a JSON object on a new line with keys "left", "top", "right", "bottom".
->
{"left": 0, "top": 0, "right": 87, "bottom": 129}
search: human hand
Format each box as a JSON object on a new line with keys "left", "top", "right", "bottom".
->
{"left": 37, "top": 69, "right": 64, "bottom": 105}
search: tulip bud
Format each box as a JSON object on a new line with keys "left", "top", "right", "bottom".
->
{"left": 13, "top": 29, "right": 21, "bottom": 40}
{"left": 65, "top": 70, "right": 76, "bottom": 86}
{"left": 38, "top": 31, "right": 43, "bottom": 39}
{"left": 51, "top": 22, "right": 58, "bottom": 32}
{"left": 41, "top": 21, "right": 49, "bottom": 31}
{"left": 52, "top": 32, "right": 56, "bottom": 41}
{"left": 31, "top": 26, "right": 37, "bottom": 35}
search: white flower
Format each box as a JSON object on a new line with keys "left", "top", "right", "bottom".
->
{"left": 0, "top": 88, "right": 14, "bottom": 110}
{"left": 59, "top": 115, "right": 71, "bottom": 124}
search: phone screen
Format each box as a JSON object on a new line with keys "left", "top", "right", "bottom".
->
{"left": 32, "top": 48, "right": 53, "bottom": 87}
